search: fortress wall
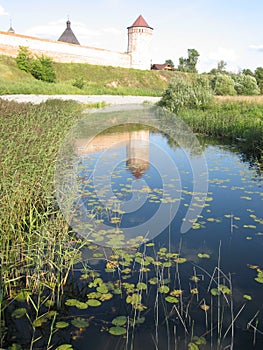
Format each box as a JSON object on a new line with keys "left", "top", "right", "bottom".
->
{"left": 0, "top": 32, "right": 132, "bottom": 68}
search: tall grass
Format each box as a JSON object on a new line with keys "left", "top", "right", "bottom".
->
{"left": 0, "top": 99, "right": 89, "bottom": 346}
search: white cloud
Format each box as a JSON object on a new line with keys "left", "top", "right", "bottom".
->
{"left": 197, "top": 47, "right": 239, "bottom": 73}
{"left": 207, "top": 47, "right": 238, "bottom": 63}
{"left": 0, "top": 5, "right": 8, "bottom": 16}
{"left": 249, "top": 44, "right": 263, "bottom": 52}
{"left": 24, "top": 19, "right": 124, "bottom": 51}
{"left": 24, "top": 19, "right": 101, "bottom": 41}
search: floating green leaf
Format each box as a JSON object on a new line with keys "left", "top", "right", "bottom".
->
{"left": 188, "top": 342, "right": 199, "bottom": 350}
{"left": 108, "top": 326, "right": 126, "bottom": 336}
{"left": 96, "top": 284, "right": 109, "bottom": 294}
{"left": 71, "top": 317, "right": 89, "bottom": 328}
{"left": 198, "top": 253, "right": 210, "bottom": 259}
{"left": 158, "top": 285, "right": 170, "bottom": 294}
{"left": 165, "top": 296, "right": 179, "bottom": 303}
{"left": 87, "top": 299, "right": 101, "bottom": 307}
{"left": 126, "top": 293, "right": 141, "bottom": 306}
{"left": 56, "top": 321, "right": 69, "bottom": 329}
{"left": 136, "top": 282, "right": 147, "bottom": 290}
{"left": 56, "top": 345, "right": 73, "bottom": 350}
{"left": 210, "top": 288, "right": 221, "bottom": 296}
{"left": 15, "top": 290, "right": 32, "bottom": 302}
{"left": 33, "top": 317, "right": 48, "bottom": 327}
{"left": 135, "top": 316, "right": 146, "bottom": 324}
{"left": 11, "top": 308, "right": 27, "bottom": 319}
{"left": 112, "top": 316, "right": 127, "bottom": 326}
{"left": 243, "top": 294, "right": 252, "bottom": 301}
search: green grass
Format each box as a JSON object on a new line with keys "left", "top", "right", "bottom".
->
{"left": 0, "top": 55, "right": 178, "bottom": 96}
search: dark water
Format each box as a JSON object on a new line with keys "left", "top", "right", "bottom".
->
{"left": 57, "top": 122, "right": 262, "bottom": 350}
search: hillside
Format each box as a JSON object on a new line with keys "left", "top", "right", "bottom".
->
{"left": 0, "top": 55, "right": 179, "bottom": 96}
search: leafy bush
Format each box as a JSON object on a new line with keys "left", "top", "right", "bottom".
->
{"left": 212, "top": 74, "right": 236, "bottom": 96}
{"left": 16, "top": 47, "right": 56, "bottom": 83}
{"left": 158, "top": 74, "right": 213, "bottom": 114}
{"left": 15, "top": 46, "right": 32, "bottom": 73}
{"left": 31, "top": 55, "right": 56, "bottom": 83}
{"left": 72, "top": 77, "right": 85, "bottom": 89}
{"left": 233, "top": 74, "right": 260, "bottom": 96}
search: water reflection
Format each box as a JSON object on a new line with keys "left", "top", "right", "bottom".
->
{"left": 74, "top": 129, "right": 150, "bottom": 179}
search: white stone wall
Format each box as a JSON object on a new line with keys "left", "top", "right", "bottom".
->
{"left": 0, "top": 31, "right": 132, "bottom": 69}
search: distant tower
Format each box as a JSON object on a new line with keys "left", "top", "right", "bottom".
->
{"left": 127, "top": 15, "right": 153, "bottom": 70}
{"left": 58, "top": 20, "right": 80, "bottom": 45}
{"left": 8, "top": 19, "right": 15, "bottom": 33}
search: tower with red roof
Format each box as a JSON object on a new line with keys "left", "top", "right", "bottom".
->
{"left": 127, "top": 15, "right": 153, "bottom": 70}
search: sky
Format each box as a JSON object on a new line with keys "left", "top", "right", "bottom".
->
{"left": 0, "top": 0, "right": 263, "bottom": 73}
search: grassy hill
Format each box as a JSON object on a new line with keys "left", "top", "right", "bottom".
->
{"left": 0, "top": 55, "right": 179, "bottom": 96}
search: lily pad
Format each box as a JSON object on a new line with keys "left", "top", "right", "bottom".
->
{"left": 158, "top": 285, "right": 170, "bottom": 294}
{"left": 87, "top": 299, "right": 101, "bottom": 307}
{"left": 112, "top": 316, "right": 127, "bottom": 326}
{"left": 71, "top": 317, "right": 89, "bottom": 328}
{"left": 136, "top": 282, "right": 147, "bottom": 290}
{"left": 56, "top": 321, "right": 69, "bottom": 329}
{"left": 56, "top": 345, "right": 73, "bottom": 350}
{"left": 165, "top": 296, "right": 179, "bottom": 303}
{"left": 11, "top": 308, "right": 27, "bottom": 319}
{"left": 108, "top": 326, "right": 126, "bottom": 336}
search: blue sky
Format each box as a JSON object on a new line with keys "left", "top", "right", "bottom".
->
{"left": 0, "top": 0, "right": 263, "bottom": 72}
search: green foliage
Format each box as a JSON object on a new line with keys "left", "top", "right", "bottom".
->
{"left": 158, "top": 74, "right": 213, "bottom": 114}
{"left": 165, "top": 59, "right": 174, "bottom": 68}
{"left": 233, "top": 74, "right": 260, "bottom": 95}
{"left": 178, "top": 49, "right": 200, "bottom": 73}
{"left": 255, "top": 67, "right": 263, "bottom": 93}
{"left": 72, "top": 77, "right": 85, "bottom": 89}
{"left": 212, "top": 74, "right": 236, "bottom": 96}
{"left": 31, "top": 55, "right": 56, "bottom": 83}
{"left": 15, "top": 46, "right": 32, "bottom": 73}
{"left": 15, "top": 48, "right": 56, "bottom": 83}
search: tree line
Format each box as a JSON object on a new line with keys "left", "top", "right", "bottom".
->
{"left": 165, "top": 49, "right": 263, "bottom": 96}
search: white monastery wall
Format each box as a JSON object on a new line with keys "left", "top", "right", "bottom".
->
{"left": 0, "top": 32, "right": 132, "bottom": 68}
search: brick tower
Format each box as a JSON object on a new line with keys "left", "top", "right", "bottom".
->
{"left": 127, "top": 15, "right": 153, "bottom": 70}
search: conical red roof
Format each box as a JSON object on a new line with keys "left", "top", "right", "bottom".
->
{"left": 128, "top": 15, "right": 153, "bottom": 29}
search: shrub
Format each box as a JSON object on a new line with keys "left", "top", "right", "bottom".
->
{"left": 72, "top": 77, "right": 85, "bottom": 89}
{"left": 212, "top": 74, "right": 236, "bottom": 96}
{"left": 15, "top": 46, "right": 32, "bottom": 73}
{"left": 158, "top": 74, "right": 213, "bottom": 114}
{"left": 31, "top": 55, "right": 56, "bottom": 83}
{"left": 16, "top": 47, "right": 56, "bottom": 83}
{"left": 232, "top": 74, "right": 260, "bottom": 95}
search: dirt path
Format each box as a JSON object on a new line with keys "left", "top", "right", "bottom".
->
{"left": 1, "top": 94, "right": 161, "bottom": 105}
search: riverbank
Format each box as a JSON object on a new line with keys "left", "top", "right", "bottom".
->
{"left": 0, "top": 94, "right": 161, "bottom": 105}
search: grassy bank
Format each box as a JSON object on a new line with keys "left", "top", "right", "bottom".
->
{"left": 176, "top": 99, "right": 263, "bottom": 155}
{"left": 0, "top": 55, "right": 176, "bottom": 96}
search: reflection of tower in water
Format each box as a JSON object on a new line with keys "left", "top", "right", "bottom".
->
{"left": 127, "top": 130, "right": 150, "bottom": 179}
{"left": 74, "top": 129, "right": 150, "bottom": 178}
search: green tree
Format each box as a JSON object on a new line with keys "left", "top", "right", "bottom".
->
{"left": 212, "top": 74, "right": 236, "bottom": 95}
{"left": 158, "top": 74, "right": 213, "bottom": 114}
{"left": 15, "top": 46, "right": 32, "bottom": 73}
{"left": 255, "top": 67, "right": 263, "bottom": 93}
{"left": 165, "top": 59, "right": 174, "bottom": 68}
{"left": 242, "top": 68, "right": 254, "bottom": 77}
{"left": 177, "top": 49, "right": 200, "bottom": 73}
{"left": 217, "top": 60, "right": 227, "bottom": 72}
{"left": 233, "top": 74, "right": 260, "bottom": 95}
